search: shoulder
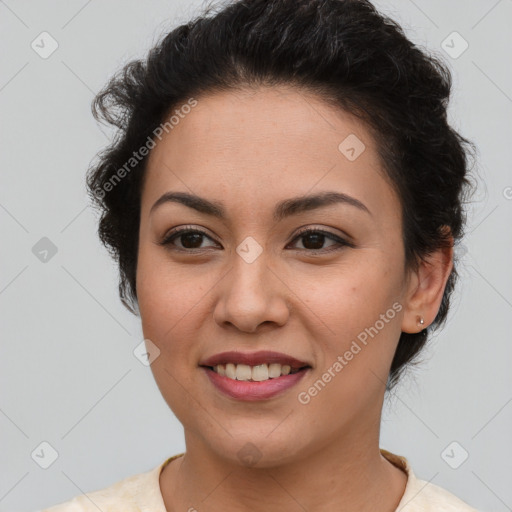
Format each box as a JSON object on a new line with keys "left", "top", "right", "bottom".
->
{"left": 40, "top": 470, "right": 157, "bottom": 512}
{"left": 380, "top": 449, "right": 479, "bottom": 512}
{"left": 399, "top": 477, "right": 480, "bottom": 511}
{"left": 39, "top": 455, "right": 181, "bottom": 512}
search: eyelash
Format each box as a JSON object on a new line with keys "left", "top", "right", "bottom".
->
{"left": 158, "top": 225, "right": 353, "bottom": 254}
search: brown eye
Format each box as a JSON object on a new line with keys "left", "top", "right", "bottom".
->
{"left": 177, "top": 232, "right": 206, "bottom": 249}
{"left": 288, "top": 228, "right": 352, "bottom": 252}
{"left": 160, "top": 228, "right": 219, "bottom": 251}
{"left": 158, "top": 226, "right": 352, "bottom": 254}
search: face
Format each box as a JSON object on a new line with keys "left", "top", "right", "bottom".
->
{"left": 136, "top": 86, "right": 414, "bottom": 467}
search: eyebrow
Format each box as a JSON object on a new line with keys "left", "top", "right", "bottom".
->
{"left": 149, "top": 190, "right": 371, "bottom": 222}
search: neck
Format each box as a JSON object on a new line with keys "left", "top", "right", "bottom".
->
{"left": 160, "top": 425, "right": 407, "bottom": 512}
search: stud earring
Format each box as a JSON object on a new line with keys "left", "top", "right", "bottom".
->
{"left": 417, "top": 315, "right": 425, "bottom": 326}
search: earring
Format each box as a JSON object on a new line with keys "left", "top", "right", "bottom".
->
{"left": 417, "top": 315, "right": 425, "bottom": 326}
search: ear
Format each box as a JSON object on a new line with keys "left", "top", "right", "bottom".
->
{"left": 401, "top": 227, "right": 454, "bottom": 334}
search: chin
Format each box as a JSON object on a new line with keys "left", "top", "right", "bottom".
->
{"left": 197, "top": 423, "right": 311, "bottom": 469}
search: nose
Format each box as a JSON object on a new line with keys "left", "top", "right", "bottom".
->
{"left": 213, "top": 251, "right": 290, "bottom": 333}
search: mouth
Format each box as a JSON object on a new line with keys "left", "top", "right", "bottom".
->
{"left": 205, "top": 362, "right": 306, "bottom": 381}
{"left": 199, "top": 351, "right": 312, "bottom": 400}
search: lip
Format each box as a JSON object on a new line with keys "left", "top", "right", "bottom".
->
{"left": 200, "top": 350, "right": 310, "bottom": 370}
{"left": 199, "top": 350, "right": 312, "bottom": 401}
{"left": 202, "top": 366, "right": 310, "bottom": 401}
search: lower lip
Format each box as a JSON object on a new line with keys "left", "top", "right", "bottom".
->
{"left": 202, "top": 367, "right": 309, "bottom": 401}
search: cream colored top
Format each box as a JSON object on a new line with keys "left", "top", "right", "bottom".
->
{"left": 41, "top": 450, "right": 479, "bottom": 511}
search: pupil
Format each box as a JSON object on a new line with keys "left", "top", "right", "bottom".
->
{"left": 303, "top": 233, "right": 324, "bottom": 249}
{"left": 182, "top": 233, "right": 203, "bottom": 248}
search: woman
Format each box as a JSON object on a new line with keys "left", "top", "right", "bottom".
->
{"left": 43, "top": 0, "right": 478, "bottom": 510}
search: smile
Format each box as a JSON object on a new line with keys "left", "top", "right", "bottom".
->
{"left": 200, "top": 351, "right": 312, "bottom": 401}
{"left": 211, "top": 362, "right": 302, "bottom": 381}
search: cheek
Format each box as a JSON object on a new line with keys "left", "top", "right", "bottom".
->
{"left": 295, "top": 258, "right": 403, "bottom": 382}
{"left": 294, "top": 256, "right": 401, "bottom": 330}
{"left": 136, "top": 248, "right": 208, "bottom": 370}
{"left": 137, "top": 243, "right": 209, "bottom": 322}
{"left": 295, "top": 285, "right": 402, "bottom": 422}
{"left": 136, "top": 251, "right": 206, "bottom": 421}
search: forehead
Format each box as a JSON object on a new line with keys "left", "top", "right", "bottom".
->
{"left": 141, "top": 86, "right": 400, "bottom": 224}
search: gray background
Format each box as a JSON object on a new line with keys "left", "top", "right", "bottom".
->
{"left": 1, "top": 1, "right": 511, "bottom": 511}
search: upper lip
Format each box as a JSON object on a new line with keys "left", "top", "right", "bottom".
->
{"left": 200, "top": 350, "right": 311, "bottom": 370}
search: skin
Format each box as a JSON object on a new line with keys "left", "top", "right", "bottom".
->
{"left": 136, "top": 85, "right": 453, "bottom": 512}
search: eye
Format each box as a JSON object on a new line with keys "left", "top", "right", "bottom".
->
{"left": 158, "top": 226, "right": 353, "bottom": 253}
{"left": 159, "top": 226, "right": 219, "bottom": 251}
{"left": 287, "top": 227, "right": 352, "bottom": 252}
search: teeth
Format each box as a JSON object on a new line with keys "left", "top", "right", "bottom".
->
{"left": 252, "top": 364, "right": 268, "bottom": 381}
{"left": 235, "top": 364, "right": 252, "bottom": 381}
{"left": 268, "top": 363, "right": 282, "bottom": 378}
{"left": 212, "top": 363, "right": 301, "bottom": 381}
{"left": 225, "top": 363, "right": 236, "bottom": 379}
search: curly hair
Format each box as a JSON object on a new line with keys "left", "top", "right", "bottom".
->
{"left": 86, "top": 0, "right": 476, "bottom": 389}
